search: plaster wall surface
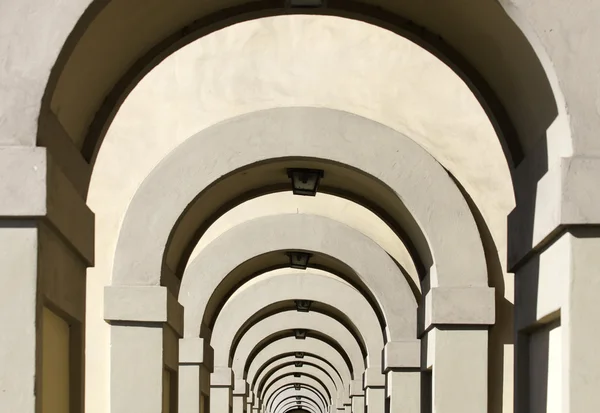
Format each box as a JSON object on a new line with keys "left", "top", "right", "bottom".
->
{"left": 85, "top": 15, "right": 513, "bottom": 413}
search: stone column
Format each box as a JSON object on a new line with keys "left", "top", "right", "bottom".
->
{"left": 424, "top": 287, "right": 494, "bottom": 413}
{"left": 233, "top": 379, "right": 249, "bottom": 413}
{"left": 105, "top": 286, "right": 183, "bottom": 413}
{"left": 509, "top": 154, "right": 600, "bottom": 412}
{"left": 363, "top": 367, "right": 385, "bottom": 413}
{"left": 179, "top": 338, "right": 214, "bottom": 413}
{"left": 513, "top": 228, "right": 600, "bottom": 413}
{"left": 246, "top": 390, "right": 255, "bottom": 413}
{"left": 383, "top": 341, "right": 421, "bottom": 412}
{"left": 211, "top": 366, "right": 234, "bottom": 412}
{"left": 349, "top": 379, "right": 365, "bottom": 413}
{"left": 0, "top": 147, "right": 93, "bottom": 413}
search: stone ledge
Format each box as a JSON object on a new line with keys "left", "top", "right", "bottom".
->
{"left": 349, "top": 379, "right": 364, "bottom": 397}
{"left": 362, "top": 367, "right": 385, "bottom": 388}
{"left": 104, "top": 286, "right": 183, "bottom": 336}
{"left": 424, "top": 287, "right": 495, "bottom": 331}
{"left": 383, "top": 340, "right": 420, "bottom": 372}
{"left": 233, "top": 379, "right": 249, "bottom": 396}
{"left": 509, "top": 155, "right": 600, "bottom": 270}
{"left": 0, "top": 147, "right": 94, "bottom": 265}
{"left": 179, "top": 337, "right": 214, "bottom": 370}
{"left": 211, "top": 366, "right": 234, "bottom": 388}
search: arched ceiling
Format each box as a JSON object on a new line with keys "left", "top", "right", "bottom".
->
{"left": 82, "top": 12, "right": 513, "bottom": 413}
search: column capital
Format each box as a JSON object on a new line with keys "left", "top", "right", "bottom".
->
{"left": 211, "top": 366, "right": 234, "bottom": 388}
{"left": 0, "top": 147, "right": 94, "bottom": 265}
{"left": 509, "top": 155, "right": 600, "bottom": 269}
{"left": 423, "top": 286, "right": 494, "bottom": 332}
{"left": 362, "top": 367, "right": 385, "bottom": 389}
{"left": 179, "top": 337, "right": 214, "bottom": 371}
{"left": 233, "top": 378, "right": 249, "bottom": 396}
{"left": 383, "top": 340, "right": 420, "bottom": 372}
{"left": 349, "top": 379, "right": 364, "bottom": 397}
{"left": 104, "top": 286, "right": 183, "bottom": 336}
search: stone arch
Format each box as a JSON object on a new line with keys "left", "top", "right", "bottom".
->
{"left": 232, "top": 312, "right": 358, "bottom": 382}
{"left": 206, "top": 271, "right": 383, "bottom": 368}
{"left": 114, "top": 107, "right": 486, "bottom": 296}
{"left": 3, "top": 2, "right": 600, "bottom": 413}
{"left": 180, "top": 213, "right": 418, "bottom": 342}
{"left": 273, "top": 391, "right": 323, "bottom": 413}
{"left": 276, "top": 398, "right": 321, "bottom": 413}
{"left": 270, "top": 383, "right": 328, "bottom": 412}
{"left": 262, "top": 378, "right": 330, "bottom": 413}
{"left": 260, "top": 365, "right": 337, "bottom": 410}
{"left": 269, "top": 387, "right": 327, "bottom": 413}
{"left": 245, "top": 337, "right": 361, "bottom": 393}
{"left": 14, "top": 0, "right": 568, "bottom": 167}
{"left": 260, "top": 355, "right": 345, "bottom": 395}
{"left": 256, "top": 358, "right": 345, "bottom": 408}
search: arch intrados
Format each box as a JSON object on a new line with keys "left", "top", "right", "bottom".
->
{"left": 284, "top": 409, "right": 315, "bottom": 413}
{"left": 278, "top": 399, "right": 320, "bottom": 413}
{"left": 223, "top": 302, "right": 366, "bottom": 371}
{"left": 245, "top": 337, "right": 362, "bottom": 389}
{"left": 263, "top": 378, "right": 330, "bottom": 412}
{"left": 171, "top": 157, "right": 426, "bottom": 281}
{"left": 256, "top": 360, "right": 342, "bottom": 403}
{"left": 233, "top": 311, "right": 358, "bottom": 381}
{"left": 270, "top": 383, "right": 329, "bottom": 412}
{"left": 271, "top": 387, "right": 327, "bottom": 413}
{"left": 182, "top": 213, "right": 418, "bottom": 344}
{"left": 204, "top": 251, "right": 398, "bottom": 333}
{"left": 240, "top": 326, "right": 355, "bottom": 384}
{"left": 261, "top": 368, "right": 335, "bottom": 405}
{"left": 239, "top": 324, "right": 357, "bottom": 384}
{"left": 204, "top": 272, "right": 384, "bottom": 367}
{"left": 231, "top": 305, "right": 367, "bottom": 365}
{"left": 114, "top": 107, "right": 487, "bottom": 298}
{"left": 47, "top": 1, "right": 558, "bottom": 168}
{"left": 256, "top": 362, "right": 344, "bottom": 403}
{"left": 257, "top": 355, "right": 345, "bottom": 391}
{"left": 275, "top": 396, "right": 322, "bottom": 413}
{"left": 262, "top": 372, "right": 332, "bottom": 405}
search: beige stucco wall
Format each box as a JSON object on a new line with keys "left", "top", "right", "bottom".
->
{"left": 86, "top": 15, "right": 514, "bottom": 413}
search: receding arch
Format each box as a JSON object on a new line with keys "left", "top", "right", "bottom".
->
{"left": 260, "top": 366, "right": 336, "bottom": 410}
{"left": 30, "top": 0, "right": 563, "bottom": 168}
{"left": 276, "top": 397, "right": 320, "bottom": 413}
{"left": 262, "top": 355, "right": 344, "bottom": 395}
{"left": 262, "top": 377, "right": 330, "bottom": 413}
{"left": 114, "top": 107, "right": 487, "bottom": 295}
{"left": 257, "top": 359, "right": 344, "bottom": 408}
{"left": 180, "top": 213, "right": 418, "bottom": 343}
{"left": 246, "top": 337, "right": 362, "bottom": 392}
{"left": 232, "top": 312, "right": 358, "bottom": 383}
{"left": 269, "top": 384, "right": 328, "bottom": 413}
{"left": 202, "top": 271, "right": 383, "bottom": 369}
{"left": 273, "top": 392, "right": 323, "bottom": 413}
{"left": 262, "top": 372, "right": 333, "bottom": 406}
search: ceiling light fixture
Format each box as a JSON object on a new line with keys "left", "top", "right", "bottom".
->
{"left": 295, "top": 299, "right": 313, "bottom": 312}
{"left": 294, "top": 329, "right": 307, "bottom": 340}
{"left": 286, "top": 251, "right": 312, "bottom": 270}
{"left": 287, "top": 168, "right": 324, "bottom": 196}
